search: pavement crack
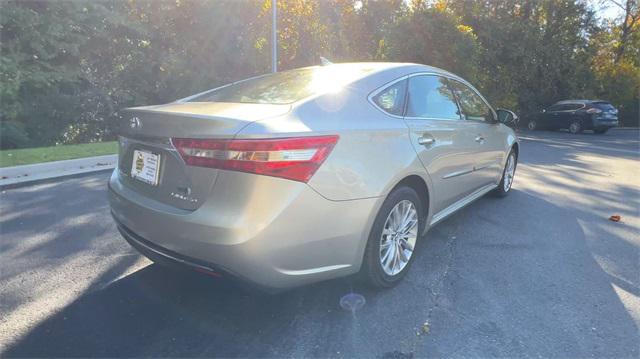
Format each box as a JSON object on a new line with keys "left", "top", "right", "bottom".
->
{"left": 404, "top": 226, "right": 459, "bottom": 354}
{"left": 425, "top": 229, "right": 458, "bottom": 320}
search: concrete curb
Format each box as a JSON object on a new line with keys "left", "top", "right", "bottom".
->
{"left": 0, "top": 154, "right": 117, "bottom": 188}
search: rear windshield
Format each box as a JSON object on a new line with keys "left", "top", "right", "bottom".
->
{"left": 593, "top": 102, "right": 616, "bottom": 111}
{"left": 189, "top": 65, "right": 375, "bottom": 104}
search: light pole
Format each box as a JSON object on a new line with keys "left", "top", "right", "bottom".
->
{"left": 271, "top": 0, "right": 277, "bottom": 73}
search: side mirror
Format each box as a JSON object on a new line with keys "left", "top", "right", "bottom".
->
{"left": 496, "top": 108, "right": 518, "bottom": 127}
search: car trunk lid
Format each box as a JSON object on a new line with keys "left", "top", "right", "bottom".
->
{"left": 117, "top": 102, "right": 291, "bottom": 211}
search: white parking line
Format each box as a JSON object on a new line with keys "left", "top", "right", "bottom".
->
{"left": 519, "top": 136, "right": 640, "bottom": 155}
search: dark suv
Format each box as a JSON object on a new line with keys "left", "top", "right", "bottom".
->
{"left": 527, "top": 100, "right": 619, "bottom": 134}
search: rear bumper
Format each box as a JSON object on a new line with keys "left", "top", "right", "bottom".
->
{"left": 108, "top": 169, "right": 380, "bottom": 290}
{"left": 115, "top": 219, "right": 273, "bottom": 291}
{"left": 116, "top": 220, "right": 224, "bottom": 275}
{"left": 593, "top": 118, "right": 618, "bottom": 128}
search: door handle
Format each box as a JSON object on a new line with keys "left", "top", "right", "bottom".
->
{"left": 418, "top": 136, "right": 435, "bottom": 146}
{"left": 475, "top": 135, "right": 485, "bottom": 143}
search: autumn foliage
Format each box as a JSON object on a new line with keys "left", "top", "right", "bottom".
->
{"left": 0, "top": 0, "right": 638, "bottom": 148}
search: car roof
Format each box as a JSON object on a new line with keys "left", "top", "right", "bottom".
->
{"left": 554, "top": 99, "right": 609, "bottom": 105}
{"left": 312, "top": 61, "right": 474, "bottom": 94}
{"left": 310, "top": 62, "right": 461, "bottom": 78}
{"left": 288, "top": 61, "right": 469, "bottom": 97}
{"left": 335, "top": 62, "right": 471, "bottom": 88}
{"left": 309, "top": 62, "right": 459, "bottom": 78}
{"left": 179, "top": 62, "right": 463, "bottom": 105}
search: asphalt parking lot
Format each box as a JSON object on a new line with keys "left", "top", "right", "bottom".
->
{"left": 1, "top": 129, "right": 638, "bottom": 358}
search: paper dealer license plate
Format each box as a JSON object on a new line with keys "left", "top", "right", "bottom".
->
{"left": 131, "top": 150, "right": 160, "bottom": 186}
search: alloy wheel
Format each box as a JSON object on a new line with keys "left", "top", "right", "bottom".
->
{"left": 504, "top": 153, "right": 516, "bottom": 192}
{"left": 379, "top": 200, "right": 419, "bottom": 276}
{"left": 569, "top": 121, "right": 581, "bottom": 134}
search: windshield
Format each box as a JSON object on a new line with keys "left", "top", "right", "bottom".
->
{"left": 189, "top": 65, "right": 375, "bottom": 104}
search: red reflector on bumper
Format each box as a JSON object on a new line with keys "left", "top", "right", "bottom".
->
{"left": 194, "top": 267, "right": 222, "bottom": 278}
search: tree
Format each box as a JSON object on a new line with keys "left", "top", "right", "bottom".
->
{"left": 1, "top": 0, "right": 638, "bottom": 149}
{"left": 0, "top": 0, "right": 263, "bottom": 148}
{"left": 0, "top": 1, "right": 122, "bottom": 147}
{"left": 592, "top": 1, "right": 640, "bottom": 126}
{"left": 445, "top": 0, "right": 598, "bottom": 115}
{"left": 606, "top": 0, "right": 640, "bottom": 63}
{"left": 383, "top": 6, "right": 481, "bottom": 82}
{"left": 316, "top": 0, "right": 407, "bottom": 62}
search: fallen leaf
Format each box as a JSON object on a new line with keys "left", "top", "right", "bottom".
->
{"left": 422, "top": 321, "right": 430, "bottom": 334}
{"left": 609, "top": 215, "right": 621, "bottom": 222}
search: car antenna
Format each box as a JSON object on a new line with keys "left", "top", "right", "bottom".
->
{"left": 320, "top": 57, "right": 333, "bottom": 66}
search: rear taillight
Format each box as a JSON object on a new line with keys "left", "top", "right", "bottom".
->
{"left": 171, "top": 135, "right": 339, "bottom": 183}
{"left": 586, "top": 108, "right": 602, "bottom": 114}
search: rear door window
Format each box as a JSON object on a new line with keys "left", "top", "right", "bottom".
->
{"left": 405, "top": 75, "right": 460, "bottom": 120}
{"left": 372, "top": 79, "right": 407, "bottom": 116}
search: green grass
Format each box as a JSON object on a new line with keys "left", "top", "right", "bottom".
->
{"left": 0, "top": 141, "right": 118, "bottom": 168}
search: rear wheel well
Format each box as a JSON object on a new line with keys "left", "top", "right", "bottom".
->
{"left": 393, "top": 175, "right": 430, "bottom": 220}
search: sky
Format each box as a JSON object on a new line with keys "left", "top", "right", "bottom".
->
{"left": 590, "top": 0, "right": 625, "bottom": 21}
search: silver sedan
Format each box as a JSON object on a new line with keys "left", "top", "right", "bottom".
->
{"left": 109, "top": 62, "right": 519, "bottom": 291}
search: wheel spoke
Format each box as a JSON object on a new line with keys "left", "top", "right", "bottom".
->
{"left": 399, "top": 203, "right": 412, "bottom": 228}
{"left": 398, "top": 245, "right": 409, "bottom": 263}
{"left": 380, "top": 241, "right": 393, "bottom": 262}
{"left": 380, "top": 239, "right": 392, "bottom": 251}
{"left": 381, "top": 243, "right": 393, "bottom": 269}
{"left": 389, "top": 242, "right": 398, "bottom": 265}
{"left": 393, "top": 242, "right": 404, "bottom": 274}
{"left": 400, "top": 238, "right": 414, "bottom": 251}
{"left": 399, "top": 217, "right": 417, "bottom": 235}
{"left": 398, "top": 205, "right": 414, "bottom": 233}
{"left": 390, "top": 205, "right": 401, "bottom": 230}
{"left": 398, "top": 201, "right": 408, "bottom": 228}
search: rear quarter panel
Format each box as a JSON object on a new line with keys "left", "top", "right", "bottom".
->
{"left": 235, "top": 82, "right": 434, "bottom": 272}
{"left": 235, "top": 75, "right": 431, "bottom": 204}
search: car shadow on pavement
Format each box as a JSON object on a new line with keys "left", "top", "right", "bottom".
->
{"left": 4, "top": 188, "right": 638, "bottom": 358}
{"left": 2, "top": 261, "right": 373, "bottom": 357}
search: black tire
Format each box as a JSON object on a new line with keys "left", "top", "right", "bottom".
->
{"left": 361, "top": 186, "right": 424, "bottom": 288}
{"left": 594, "top": 128, "right": 608, "bottom": 134}
{"left": 568, "top": 119, "right": 583, "bottom": 134}
{"left": 527, "top": 119, "right": 538, "bottom": 131}
{"left": 493, "top": 149, "right": 517, "bottom": 197}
